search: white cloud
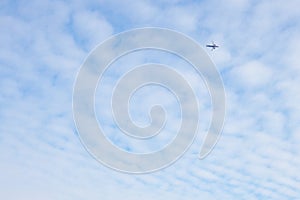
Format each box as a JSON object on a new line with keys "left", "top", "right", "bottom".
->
{"left": 72, "top": 11, "right": 113, "bottom": 50}
{"left": 230, "top": 61, "right": 273, "bottom": 88}
{"left": 1, "top": 0, "right": 300, "bottom": 199}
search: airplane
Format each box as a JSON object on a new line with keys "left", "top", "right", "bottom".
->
{"left": 206, "top": 41, "right": 219, "bottom": 51}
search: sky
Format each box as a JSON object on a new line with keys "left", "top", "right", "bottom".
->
{"left": 1, "top": 0, "right": 300, "bottom": 199}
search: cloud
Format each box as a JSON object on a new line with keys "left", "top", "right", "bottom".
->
{"left": 1, "top": 0, "right": 300, "bottom": 199}
{"left": 71, "top": 10, "right": 114, "bottom": 50}
{"left": 229, "top": 61, "right": 273, "bottom": 89}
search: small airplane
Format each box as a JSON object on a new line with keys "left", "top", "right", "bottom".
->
{"left": 206, "top": 41, "right": 219, "bottom": 51}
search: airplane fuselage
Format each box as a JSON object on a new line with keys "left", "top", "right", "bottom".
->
{"left": 206, "top": 45, "right": 219, "bottom": 48}
{"left": 206, "top": 44, "right": 219, "bottom": 50}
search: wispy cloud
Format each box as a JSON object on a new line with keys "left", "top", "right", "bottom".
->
{"left": 1, "top": 0, "right": 300, "bottom": 199}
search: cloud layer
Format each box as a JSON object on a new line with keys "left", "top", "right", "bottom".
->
{"left": 1, "top": 0, "right": 300, "bottom": 199}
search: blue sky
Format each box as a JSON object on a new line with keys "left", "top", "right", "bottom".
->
{"left": 1, "top": 0, "right": 300, "bottom": 199}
